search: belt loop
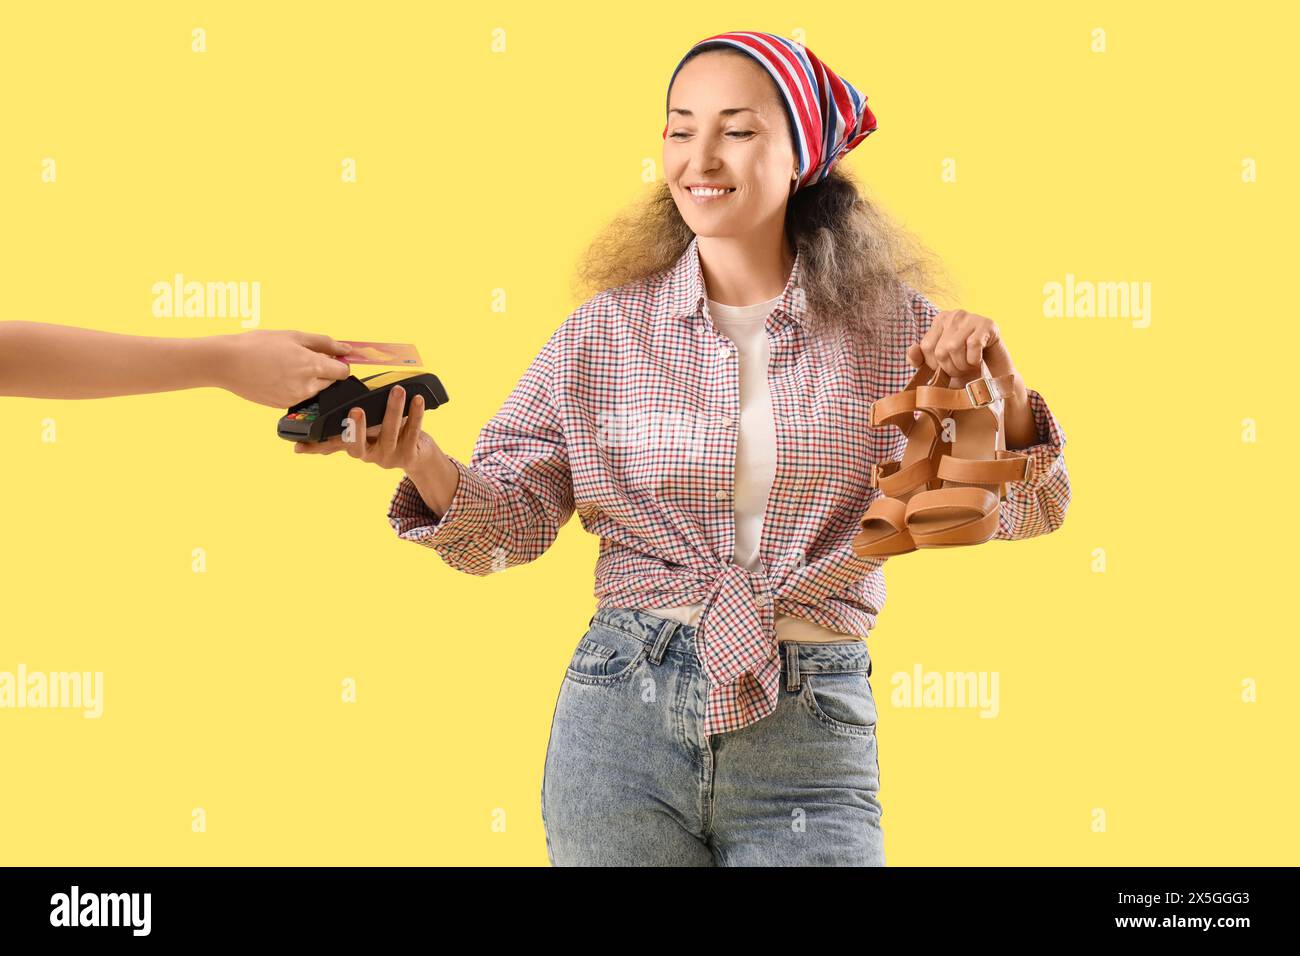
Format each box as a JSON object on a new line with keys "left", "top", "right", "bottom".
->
{"left": 784, "top": 642, "right": 801, "bottom": 692}
{"left": 649, "top": 617, "right": 678, "bottom": 665}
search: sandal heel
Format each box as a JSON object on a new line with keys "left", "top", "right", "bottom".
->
{"left": 902, "top": 363, "right": 1029, "bottom": 548}
{"left": 852, "top": 361, "right": 948, "bottom": 558}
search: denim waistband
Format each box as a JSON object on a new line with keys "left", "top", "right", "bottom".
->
{"left": 590, "top": 606, "right": 690, "bottom": 644}
{"left": 589, "top": 606, "right": 872, "bottom": 681}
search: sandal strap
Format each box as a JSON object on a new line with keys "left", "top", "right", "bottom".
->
{"left": 934, "top": 450, "right": 1029, "bottom": 485}
{"left": 868, "top": 362, "right": 938, "bottom": 428}
{"left": 908, "top": 504, "right": 1001, "bottom": 547}
{"left": 869, "top": 455, "right": 936, "bottom": 495}
{"left": 904, "top": 486, "right": 999, "bottom": 521}
{"left": 867, "top": 389, "right": 917, "bottom": 428}
{"left": 916, "top": 372, "right": 1018, "bottom": 411}
{"left": 859, "top": 494, "right": 908, "bottom": 532}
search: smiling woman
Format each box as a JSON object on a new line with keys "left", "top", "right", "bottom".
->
{"left": 575, "top": 38, "right": 955, "bottom": 358}
{"left": 365, "top": 30, "right": 1071, "bottom": 869}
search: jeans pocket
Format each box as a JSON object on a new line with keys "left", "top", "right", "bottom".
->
{"left": 801, "top": 670, "right": 878, "bottom": 737}
{"left": 564, "top": 621, "right": 649, "bottom": 686}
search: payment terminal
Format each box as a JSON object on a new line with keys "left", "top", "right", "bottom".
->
{"left": 277, "top": 370, "right": 449, "bottom": 443}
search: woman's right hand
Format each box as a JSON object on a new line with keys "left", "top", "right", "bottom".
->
{"left": 293, "top": 383, "right": 457, "bottom": 510}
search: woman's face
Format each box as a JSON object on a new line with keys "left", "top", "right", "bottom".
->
{"left": 664, "top": 51, "right": 797, "bottom": 238}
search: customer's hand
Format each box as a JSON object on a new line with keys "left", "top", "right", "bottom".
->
{"left": 214, "top": 329, "right": 352, "bottom": 408}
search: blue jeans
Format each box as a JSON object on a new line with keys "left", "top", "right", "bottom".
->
{"left": 541, "top": 606, "right": 884, "bottom": 866}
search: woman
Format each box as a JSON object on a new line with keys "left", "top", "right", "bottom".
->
{"left": 0, "top": 323, "right": 352, "bottom": 406}
{"left": 298, "top": 31, "right": 1071, "bottom": 865}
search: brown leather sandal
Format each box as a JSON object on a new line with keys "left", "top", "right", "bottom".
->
{"left": 902, "top": 362, "right": 1029, "bottom": 548}
{"left": 851, "top": 361, "right": 949, "bottom": 558}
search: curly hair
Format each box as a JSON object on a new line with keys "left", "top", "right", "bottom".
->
{"left": 572, "top": 47, "right": 956, "bottom": 358}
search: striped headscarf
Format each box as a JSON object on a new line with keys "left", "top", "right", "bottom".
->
{"left": 663, "top": 32, "right": 878, "bottom": 192}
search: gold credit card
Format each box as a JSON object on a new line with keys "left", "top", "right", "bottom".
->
{"left": 336, "top": 341, "right": 423, "bottom": 366}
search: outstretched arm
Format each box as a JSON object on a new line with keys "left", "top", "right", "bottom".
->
{"left": 0, "top": 322, "right": 353, "bottom": 408}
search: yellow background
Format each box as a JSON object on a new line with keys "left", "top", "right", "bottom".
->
{"left": 1, "top": 1, "right": 1293, "bottom": 866}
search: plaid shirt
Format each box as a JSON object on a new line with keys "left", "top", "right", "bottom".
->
{"left": 387, "top": 236, "right": 1070, "bottom": 737}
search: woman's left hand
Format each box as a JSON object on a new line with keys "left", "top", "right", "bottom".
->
{"left": 907, "top": 308, "right": 1022, "bottom": 396}
{"left": 908, "top": 308, "right": 1046, "bottom": 449}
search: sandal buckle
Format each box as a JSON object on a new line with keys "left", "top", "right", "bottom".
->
{"left": 868, "top": 462, "right": 882, "bottom": 489}
{"left": 965, "top": 377, "right": 1002, "bottom": 407}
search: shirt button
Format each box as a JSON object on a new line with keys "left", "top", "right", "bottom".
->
{"left": 720, "top": 416, "right": 736, "bottom": 428}
{"left": 714, "top": 489, "right": 728, "bottom": 501}
{"left": 756, "top": 593, "right": 770, "bottom": 608}
{"left": 718, "top": 347, "right": 731, "bottom": 359}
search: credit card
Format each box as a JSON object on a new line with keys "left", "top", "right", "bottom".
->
{"left": 335, "top": 341, "right": 423, "bottom": 366}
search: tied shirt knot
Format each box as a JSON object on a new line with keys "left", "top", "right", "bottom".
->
{"left": 696, "top": 561, "right": 782, "bottom": 732}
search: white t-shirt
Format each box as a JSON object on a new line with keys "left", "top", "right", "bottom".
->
{"left": 640, "top": 294, "right": 861, "bottom": 644}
